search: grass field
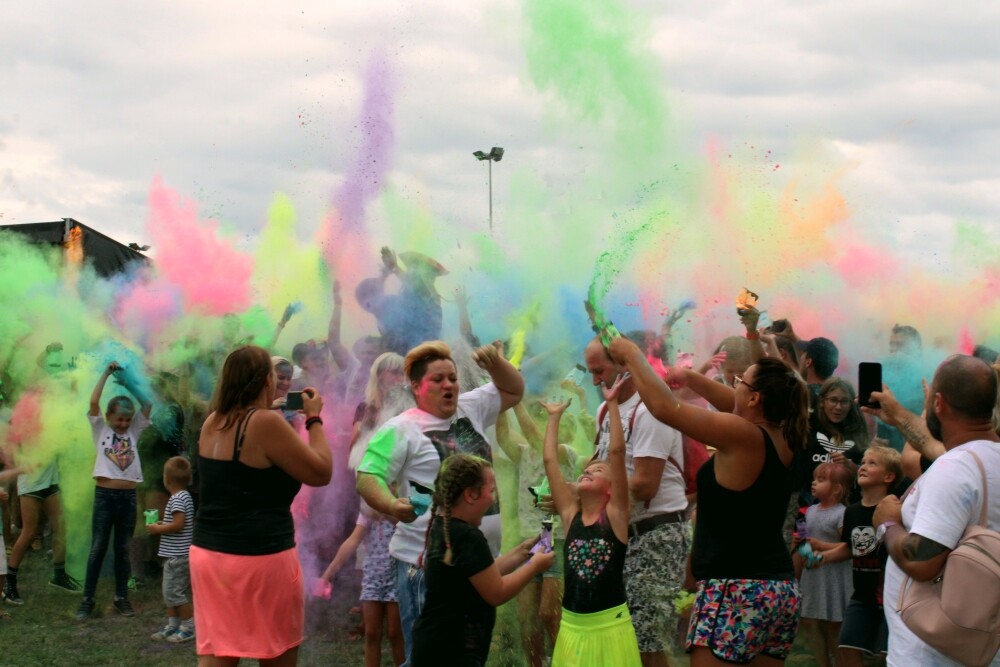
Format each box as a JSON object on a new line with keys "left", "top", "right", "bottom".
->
{"left": 1, "top": 537, "right": 826, "bottom": 666}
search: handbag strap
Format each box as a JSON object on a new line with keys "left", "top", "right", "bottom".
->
{"left": 968, "top": 450, "right": 989, "bottom": 528}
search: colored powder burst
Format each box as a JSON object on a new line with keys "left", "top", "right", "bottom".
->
{"left": 147, "top": 177, "right": 255, "bottom": 316}
{"left": 522, "top": 0, "right": 668, "bottom": 166}
{"left": 320, "top": 51, "right": 395, "bottom": 287}
{"left": 587, "top": 219, "right": 658, "bottom": 327}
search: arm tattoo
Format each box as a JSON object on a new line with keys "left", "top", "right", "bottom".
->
{"left": 898, "top": 415, "right": 931, "bottom": 451}
{"left": 902, "top": 534, "right": 949, "bottom": 562}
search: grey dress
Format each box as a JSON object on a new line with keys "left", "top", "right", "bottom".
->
{"left": 800, "top": 503, "right": 853, "bottom": 621}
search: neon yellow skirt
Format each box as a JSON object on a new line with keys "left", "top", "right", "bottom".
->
{"left": 552, "top": 603, "right": 642, "bottom": 666}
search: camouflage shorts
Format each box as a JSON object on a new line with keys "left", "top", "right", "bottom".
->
{"left": 624, "top": 519, "right": 691, "bottom": 653}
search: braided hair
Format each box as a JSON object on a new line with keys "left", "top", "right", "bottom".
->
{"left": 423, "top": 454, "right": 491, "bottom": 566}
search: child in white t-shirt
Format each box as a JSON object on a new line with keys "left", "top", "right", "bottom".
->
{"left": 76, "top": 361, "right": 152, "bottom": 620}
{"left": 147, "top": 456, "right": 195, "bottom": 643}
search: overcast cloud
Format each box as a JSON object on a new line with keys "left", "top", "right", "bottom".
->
{"left": 1, "top": 0, "right": 997, "bottom": 262}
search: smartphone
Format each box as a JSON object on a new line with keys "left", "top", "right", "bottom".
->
{"left": 858, "top": 362, "right": 882, "bottom": 409}
{"left": 735, "top": 287, "right": 759, "bottom": 315}
{"left": 285, "top": 391, "right": 304, "bottom": 410}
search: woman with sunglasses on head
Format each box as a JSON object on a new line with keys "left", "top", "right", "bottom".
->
{"left": 607, "top": 337, "right": 810, "bottom": 666}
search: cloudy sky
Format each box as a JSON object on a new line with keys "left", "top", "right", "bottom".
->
{"left": 2, "top": 0, "right": 997, "bottom": 261}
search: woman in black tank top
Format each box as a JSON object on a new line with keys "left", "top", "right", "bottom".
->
{"left": 608, "top": 340, "right": 810, "bottom": 665}
{"left": 189, "top": 345, "right": 333, "bottom": 665}
{"left": 541, "top": 374, "right": 642, "bottom": 666}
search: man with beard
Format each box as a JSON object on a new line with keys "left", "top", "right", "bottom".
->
{"left": 865, "top": 355, "right": 1000, "bottom": 666}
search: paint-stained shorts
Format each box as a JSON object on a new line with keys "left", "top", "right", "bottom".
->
{"left": 624, "top": 521, "right": 690, "bottom": 653}
{"left": 686, "top": 578, "right": 800, "bottom": 664}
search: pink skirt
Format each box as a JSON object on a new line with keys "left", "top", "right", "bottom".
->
{"left": 190, "top": 545, "right": 304, "bottom": 659}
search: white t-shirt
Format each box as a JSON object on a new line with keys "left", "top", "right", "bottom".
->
{"left": 884, "top": 440, "right": 1000, "bottom": 667}
{"left": 89, "top": 412, "right": 150, "bottom": 483}
{"left": 357, "top": 383, "right": 502, "bottom": 565}
{"left": 594, "top": 392, "right": 687, "bottom": 522}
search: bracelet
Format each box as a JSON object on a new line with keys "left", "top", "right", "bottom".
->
{"left": 305, "top": 416, "right": 323, "bottom": 430}
{"left": 745, "top": 331, "right": 760, "bottom": 340}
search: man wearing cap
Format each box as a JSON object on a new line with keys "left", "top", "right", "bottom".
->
{"left": 796, "top": 337, "right": 839, "bottom": 407}
{"left": 585, "top": 336, "right": 688, "bottom": 667}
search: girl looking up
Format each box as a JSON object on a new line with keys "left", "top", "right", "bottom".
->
{"left": 409, "top": 454, "right": 553, "bottom": 667}
{"left": 798, "top": 462, "right": 854, "bottom": 667}
{"left": 541, "top": 374, "right": 641, "bottom": 667}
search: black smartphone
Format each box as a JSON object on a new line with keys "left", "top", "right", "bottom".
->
{"left": 858, "top": 362, "right": 882, "bottom": 409}
{"left": 285, "top": 391, "right": 304, "bottom": 410}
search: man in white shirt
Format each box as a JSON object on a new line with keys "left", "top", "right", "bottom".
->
{"left": 869, "top": 354, "right": 1000, "bottom": 666}
{"left": 586, "top": 337, "right": 688, "bottom": 667}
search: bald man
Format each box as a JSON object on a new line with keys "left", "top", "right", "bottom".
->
{"left": 870, "top": 355, "right": 1000, "bottom": 666}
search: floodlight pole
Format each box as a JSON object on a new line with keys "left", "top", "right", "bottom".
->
{"left": 473, "top": 147, "right": 503, "bottom": 233}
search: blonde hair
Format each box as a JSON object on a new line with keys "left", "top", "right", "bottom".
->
{"left": 425, "top": 454, "right": 491, "bottom": 566}
{"left": 164, "top": 456, "right": 192, "bottom": 487}
{"left": 364, "top": 353, "right": 405, "bottom": 412}
{"left": 865, "top": 445, "right": 902, "bottom": 487}
{"left": 815, "top": 462, "right": 854, "bottom": 505}
{"left": 404, "top": 341, "right": 453, "bottom": 383}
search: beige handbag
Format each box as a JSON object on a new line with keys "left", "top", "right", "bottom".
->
{"left": 896, "top": 451, "right": 1000, "bottom": 667}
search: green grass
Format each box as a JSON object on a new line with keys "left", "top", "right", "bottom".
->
{"left": 1, "top": 537, "right": 827, "bottom": 666}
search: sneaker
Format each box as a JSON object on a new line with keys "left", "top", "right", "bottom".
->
{"left": 75, "top": 598, "right": 96, "bottom": 620}
{"left": 113, "top": 597, "right": 135, "bottom": 617}
{"left": 167, "top": 626, "right": 195, "bottom": 643}
{"left": 49, "top": 572, "right": 83, "bottom": 593}
{"left": 150, "top": 624, "right": 179, "bottom": 641}
{"left": 2, "top": 581, "right": 23, "bottom": 606}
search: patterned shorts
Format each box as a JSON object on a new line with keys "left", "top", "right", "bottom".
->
{"left": 624, "top": 520, "right": 690, "bottom": 653}
{"left": 686, "top": 578, "right": 800, "bottom": 664}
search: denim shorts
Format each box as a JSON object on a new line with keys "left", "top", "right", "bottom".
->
{"left": 838, "top": 599, "right": 887, "bottom": 655}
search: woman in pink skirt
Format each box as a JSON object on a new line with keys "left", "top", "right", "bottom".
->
{"left": 191, "top": 345, "right": 332, "bottom": 666}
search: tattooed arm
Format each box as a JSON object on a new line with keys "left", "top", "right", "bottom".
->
{"left": 874, "top": 493, "right": 950, "bottom": 581}
{"left": 864, "top": 385, "right": 946, "bottom": 467}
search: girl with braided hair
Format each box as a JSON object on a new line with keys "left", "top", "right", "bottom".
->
{"left": 410, "top": 454, "right": 554, "bottom": 666}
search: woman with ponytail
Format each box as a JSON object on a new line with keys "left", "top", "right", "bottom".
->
{"left": 409, "top": 454, "right": 553, "bottom": 667}
{"left": 607, "top": 338, "right": 810, "bottom": 666}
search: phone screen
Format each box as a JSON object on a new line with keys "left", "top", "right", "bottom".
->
{"left": 285, "top": 391, "right": 303, "bottom": 410}
{"left": 858, "top": 362, "right": 882, "bottom": 408}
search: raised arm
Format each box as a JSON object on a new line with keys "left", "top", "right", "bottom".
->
{"left": 740, "top": 307, "right": 765, "bottom": 366}
{"left": 89, "top": 362, "right": 117, "bottom": 416}
{"left": 863, "top": 385, "right": 945, "bottom": 466}
{"left": 272, "top": 302, "right": 299, "bottom": 348}
{"left": 603, "top": 380, "right": 631, "bottom": 543}
{"left": 540, "top": 399, "right": 578, "bottom": 531}
{"left": 512, "top": 402, "right": 543, "bottom": 450}
{"left": 608, "top": 337, "right": 757, "bottom": 452}
{"left": 473, "top": 341, "right": 524, "bottom": 412}
{"left": 494, "top": 410, "right": 523, "bottom": 465}
{"left": 326, "top": 281, "right": 353, "bottom": 371}
{"left": 454, "top": 286, "right": 480, "bottom": 347}
{"left": 678, "top": 367, "right": 736, "bottom": 413}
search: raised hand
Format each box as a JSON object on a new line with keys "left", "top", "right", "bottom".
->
{"left": 602, "top": 372, "right": 631, "bottom": 402}
{"left": 539, "top": 398, "right": 572, "bottom": 416}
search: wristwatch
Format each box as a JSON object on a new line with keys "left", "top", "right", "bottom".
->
{"left": 875, "top": 520, "right": 899, "bottom": 543}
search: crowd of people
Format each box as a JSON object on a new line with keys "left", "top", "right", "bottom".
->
{"left": 1, "top": 248, "right": 999, "bottom": 667}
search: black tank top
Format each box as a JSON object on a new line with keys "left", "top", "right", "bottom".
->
{"left": 193, "top": 409, "right": 302, "bottom": 555}
{"left": 562, "top": 511, "right": 628, "bottom": 614}
{"left": 691, "top": 427, "right": 794, "bottom": 580}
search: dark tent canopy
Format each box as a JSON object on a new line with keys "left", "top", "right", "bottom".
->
{"left": 0, "top": 218, "right": 148, "bottom": 277}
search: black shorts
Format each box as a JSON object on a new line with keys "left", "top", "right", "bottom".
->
{"left": 838, "top": 599, "right": 887, "bottom": 655}
{"left": 20, "top": 484, "right": 60, "bottom": 501}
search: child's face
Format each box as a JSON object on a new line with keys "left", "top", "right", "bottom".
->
{"left": 811, "top": 469, "right": 834, "bottom": 502}
{"left": 107, "top": 409, "right": 135, "bottom": 435}
{"left": 466, "top": 468, "right": 496, "bottom": 519}
{"left": 822, "top": 388, "right": 853, "bottom": 424}
{"left": 857, "top": 452, "right": 892, "bottom": 489}
{"left": 577, "top": 462, "right": 611, "bottom": 497}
